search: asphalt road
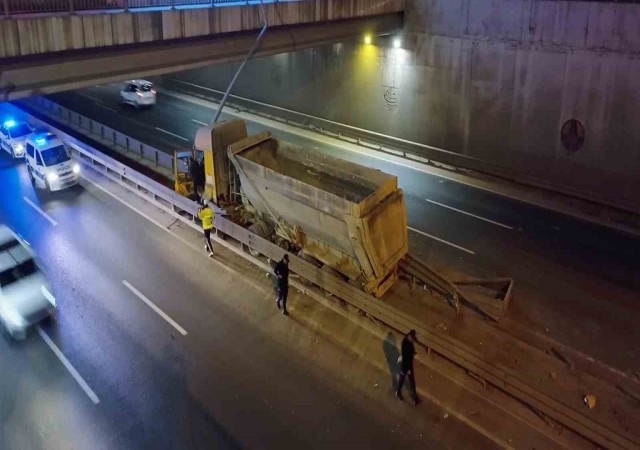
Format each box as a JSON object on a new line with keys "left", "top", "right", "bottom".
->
{"left": 46, "top": 85, "right": 640, "bottom": 372}
{"left": 0, "top": 147, "right": 495, "bottom": 449}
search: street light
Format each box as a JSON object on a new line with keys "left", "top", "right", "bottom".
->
{"left": 364, "top": 34, "right": 372, "bottom": 45}
{"left": 393, "top": 37, "right": 401, "bottom": 48}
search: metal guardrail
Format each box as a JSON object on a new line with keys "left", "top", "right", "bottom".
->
{"left": 161, "top": 78, "right": 510, "bottom": 172}
{"left": 3, "top": 0, "right": 289, "bottom": 17}
{"left": 5, "top": 101, "right": 637, "bottom": 450}
{"left": 162, "top": 77, "right": 640, "bottom": 218}
{"left": 28, "top": 97, "right": 174, "bottom": 176}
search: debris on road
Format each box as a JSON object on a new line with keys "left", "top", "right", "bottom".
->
{"left": 583, "top": 395, "right": 596, "bottom": 410}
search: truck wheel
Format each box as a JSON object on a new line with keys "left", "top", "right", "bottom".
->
{"left": 247, "top": 221, "right": 274, "bottom": 257}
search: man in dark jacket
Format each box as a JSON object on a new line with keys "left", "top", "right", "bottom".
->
{"left": 396, "top": 329, "right": 420, "bottom": 405}
{"left": 274, "top": 254, "right": 290, "bottom": 316}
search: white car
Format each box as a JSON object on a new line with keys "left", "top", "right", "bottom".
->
{"left": 0, "top": 119, "right": 34, "bottom": 159}
{"left": 25, "top": 133, "right": 80, "bottom": 192}
{"left": 0, "top": 225, "right": 56, "bottom": 340}
{"left": 120, "top": 80, "right": 156, "bottom": 108}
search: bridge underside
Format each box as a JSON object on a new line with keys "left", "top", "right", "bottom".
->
{"left": 0, "top": 13, "right": 402, "bottom": 100}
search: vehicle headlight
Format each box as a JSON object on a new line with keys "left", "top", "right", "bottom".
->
{"left": 73, "top": 164, "right": 80, "bottom": 174}
{"left": 47, "top": 173, "right": 59, "bottom": 182}
{"left": 13, "top": 143, "right": 24, "bottom": 153}
{"left": 41, "top": 285, "right": 57, "bottom": 307}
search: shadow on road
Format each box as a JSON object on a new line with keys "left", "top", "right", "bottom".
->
{"left": 382, "top": 331, "right": 399, "bottom": 391}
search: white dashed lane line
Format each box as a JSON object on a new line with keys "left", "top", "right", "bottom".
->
{"left": 23, "top": 197, "right": 57, "bottom": 226}
{"left": 37, "top": 326, "right": 100, "bottom": 405}
{"left": 408, "top": 226, "right": 476, "bottom": 255}
{"left": 123, "top": 280, "right": 188, "bottom": 336}
{"left": 424, "top": 198, "right": 513, "bottom": 230}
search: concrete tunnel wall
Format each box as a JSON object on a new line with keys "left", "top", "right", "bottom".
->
{"left": 171, "top": 0, "right": 640, "bottom": 214}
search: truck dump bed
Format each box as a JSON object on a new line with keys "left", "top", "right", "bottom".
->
{"left": 228, "top": 132, "right": 408, "bottom": 297}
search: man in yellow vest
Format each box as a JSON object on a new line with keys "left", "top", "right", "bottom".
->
{"left": 198, "top": 202, "right": 215, "bottom": 258}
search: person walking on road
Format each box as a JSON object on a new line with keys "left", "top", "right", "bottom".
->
{"left": 274, "top": 254, "right": 290, "bottom": 316}
{"left": 198, "top": 202, "right": 215, "bottom": 258}
{"left": 396, "top": 329, "right": 420, "bottom": 405}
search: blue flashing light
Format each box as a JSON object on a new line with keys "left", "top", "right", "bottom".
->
{"left": 4, "top": 119, "right": 16, "bottom": 128}
{"left": 35, "top": 137, "right": 47, "bottom": 145}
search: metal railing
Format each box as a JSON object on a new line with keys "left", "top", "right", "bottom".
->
{"left": 25, "top": 97, "right": 174, "bottom": 177}
{"left": 3, "top": 0, "right": 285, "bottom": 17}
{"left": 160, "top": 77, "right": 640, "bottom": 220}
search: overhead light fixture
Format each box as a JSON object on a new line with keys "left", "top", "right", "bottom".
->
{"left": 364, "top": 34, "right": 372, "bottom": 45}
{"left": 393, "top": 37, "right": 402, "bottom": 49}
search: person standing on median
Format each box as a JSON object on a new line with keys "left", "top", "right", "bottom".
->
{"left": 396, "top": 329, "right": 421, "bottom": 405}
{"left": 198, "top": 201, "right": 215, "bottom": 258}
{"left": 274, "top": 254, "right": 290, "bottom": 316}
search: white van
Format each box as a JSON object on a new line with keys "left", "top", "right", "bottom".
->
{"left": 25, "top": 133, "right": 80, "bottom": 192}
{"left": 0, "top": 225, "right": 56, "bottom": 340}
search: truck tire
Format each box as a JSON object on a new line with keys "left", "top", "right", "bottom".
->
{"left": 247, "top": 220, "right": 274, "bottom": 257}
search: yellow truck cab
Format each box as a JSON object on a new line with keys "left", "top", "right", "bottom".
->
{"left": 174, "top": 148, "right": 205, "bottom": 200}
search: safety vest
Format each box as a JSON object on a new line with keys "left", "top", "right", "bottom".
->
{"left": 198, "top": 207, "right": 214, "bottom": 230}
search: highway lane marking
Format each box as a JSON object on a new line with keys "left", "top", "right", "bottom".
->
{"left": 408, "top": 226, "right": 475, "bottom": 255}
{"left": 123, "top": 280, "right": 188, "bottom": 336}
{"left": 424, "top": 198, "right": 513, "bottom": 230}
{"left": 84, "top": 178, "right": 172, "bottom": 231}
{"left": 23, "top": 197, "right": 57, "bottom": 226}
{"left": 37, "top": 326, "right": 100, "bottom": 405}
{"left": 80, "top": 176, "right": 240, "bottom": 279}
{"left": 77, "top": 92, "right": 116, "bottom": 112}
{"left": 95, "top": 103, "right": 117, "bottom": 113}
{"left": 154, "top": 127, "right": 189, "bottom": 142}
{"left": 191, "top": 119, "right": 208, "bottom": 126}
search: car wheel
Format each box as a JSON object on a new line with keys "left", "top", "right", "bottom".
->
{"left": 28, "top": 167, "right": 35, "bottom": 185}
{"left": 45, "top": 179, "right": 51, "bottom": 192}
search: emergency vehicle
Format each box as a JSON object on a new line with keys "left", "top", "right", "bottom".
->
{"left": 25, "top": 133, "right": 80, "bottom": 192}
{"left": 0, "top": 119, "right": 34, "bottom": 159}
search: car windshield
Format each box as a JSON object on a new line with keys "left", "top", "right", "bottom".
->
{"left": 41, "top": 145, "right": 70, "bottom": 166}
{"left": 10, "top": 123, "right": 32, "bottom": 138}
{"left": 140, "top": 84, "right": 153, "bottom": 92}
{"left": 0, "top": 239, "right": 38, "bottom": 288}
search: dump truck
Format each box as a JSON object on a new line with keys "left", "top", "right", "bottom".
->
{"left": 175, "top": 119, "right": 408, "bottom": 297}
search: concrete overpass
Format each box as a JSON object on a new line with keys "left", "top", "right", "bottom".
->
{"left": 0, "top": 0, "right": 404, "bottom": 100}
